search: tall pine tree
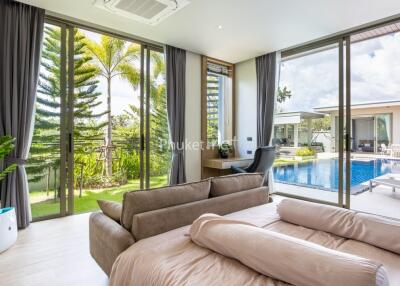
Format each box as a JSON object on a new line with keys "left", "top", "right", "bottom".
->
{"left": 27, "top": 26, "right": 106, "bottom": 192}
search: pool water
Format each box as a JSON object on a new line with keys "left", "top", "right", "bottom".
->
{"left": 273, "top": 158, "right": 400, "bottom": 193}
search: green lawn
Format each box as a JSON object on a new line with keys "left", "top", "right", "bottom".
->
{"left": 30, "top": 175, "right": 168, "bottom": 218}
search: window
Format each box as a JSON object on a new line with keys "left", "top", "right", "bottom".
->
{"left": 273, "top": 43, "right": 343, "bottom": 205}
{"left": 274, "top": 19, "right": 400, "bottom": 219}
{"left": 203, "top": 59, "right": 233, "bottom": 147}
{"left": 201, "top": 57, "right": 235, "bottom": 178}
{"left": 27, "top": 19, "right": 169, "bottom": 220}
{"left": 206, "top": 72, "right": 224, "bottom": 145}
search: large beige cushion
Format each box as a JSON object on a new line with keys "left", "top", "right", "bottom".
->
{"left": 121, "top": 180, "right": 210, "bottom": 229}
{"left": 210, "top": 173, "right": 264, "bottom": 197}
{"left": 190, "top": 214, "right": 389, "bottom": 286}
{"left": 277, "top": 198, "right": 400, "bottom": 255}
{"left": 97, "top": 200, "right": 122, "bottom": 223}
{"left": 131, "top": 187, "right": 269, "bottom": 240}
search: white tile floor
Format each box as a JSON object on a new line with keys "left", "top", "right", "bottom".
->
{"left": 0, "top": 213, "right": 108, "bottom": 286}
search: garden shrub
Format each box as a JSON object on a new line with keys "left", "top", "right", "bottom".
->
{"left": 295, "top": 147, "right": 316, "bottom": 157}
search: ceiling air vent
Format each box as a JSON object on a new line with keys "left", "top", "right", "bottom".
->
{"left": 94, "top": 0, "right": 190, "bottom": 25}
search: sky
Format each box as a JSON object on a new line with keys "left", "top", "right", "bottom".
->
{"left": 278, "top": 31, "right": 400, "bottom": 112}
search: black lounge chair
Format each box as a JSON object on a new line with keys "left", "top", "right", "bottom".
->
{"left": 231, "top": 146, "right": 276, "bottom": 183}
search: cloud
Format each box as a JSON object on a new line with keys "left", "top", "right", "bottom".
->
{"left": 278, "top": 32, "right": 400, "bottom": 112}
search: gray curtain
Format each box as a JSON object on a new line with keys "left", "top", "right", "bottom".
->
{"left": 166, "top": 45, "right": 186, "bottom": 185}
{"left": 256, "top": 53, "right": 277, "bottom": 147}
{"left": 0, "top": 0, "right": 45, "bottom": 228}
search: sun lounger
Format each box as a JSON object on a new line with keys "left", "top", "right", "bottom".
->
{"left": 369, "top": 175, "right": 400, "bottom": 193}
{"left": 390, "top": 144, "right": 400, "bottom": 157}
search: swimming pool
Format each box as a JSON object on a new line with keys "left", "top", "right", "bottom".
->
{"left": 273, "top": 158, "right": 400, "bottom": 193}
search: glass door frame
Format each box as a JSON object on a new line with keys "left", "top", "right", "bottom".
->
{"left": 33, "top": 17, "right": 165, "bottom": 220}
{"left": 139, "top": 44, "right": 165, "bottom": 190}
{"left": 344, "top": 36, "right": 351, "bottom": 209}
{"left": 278, "top": 15, "right": 400, "bottom": 210}
{"left": 275, "top": 37, "right": 352, "bottom": 209}
{"left": 67, "top": 24, "right": 75, "bottom": 215}
{"left": 32, "top": 19, "right": 69, "bottom": 222}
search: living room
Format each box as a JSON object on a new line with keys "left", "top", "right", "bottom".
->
{"left": 1, "top": 1, "right": 400, "bottom": 285}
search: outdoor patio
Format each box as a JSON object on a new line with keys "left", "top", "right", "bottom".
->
{"left": 273, "top": 149, "right": 400, "bottom": 219}
{"left": 274, "top": 179, "right": 400, "bottom": 219}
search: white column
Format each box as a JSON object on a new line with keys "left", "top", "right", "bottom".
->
{"left": 307, "top": 119, "right": 312, "bottom": 146}
{"left": 294, "top": 124, "right": 299, "bottom": 147}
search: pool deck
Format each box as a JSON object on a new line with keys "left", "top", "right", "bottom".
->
{"left": 317, "top": 152, "right": 400, "bottom": 161}
{"left": 274, "top": 152, "right": 400, "bottom": 219}
{"left": 274, "top": 182, "right": 400, "bottom": 219}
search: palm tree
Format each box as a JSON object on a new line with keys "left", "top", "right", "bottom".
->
{"left": 84, "top": 36, "right": 140, "bottom": 176}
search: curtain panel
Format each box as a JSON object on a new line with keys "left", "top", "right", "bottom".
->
{"left": 0, "top": 0, "right": 45, "bottom": 228}
{"left": 166, "top": 45, "right": 186, "bottom": 185}
{"left": 255, "top": 52, "right": 279, "bottom": 147}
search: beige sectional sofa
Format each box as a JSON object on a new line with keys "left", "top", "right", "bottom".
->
{"left": 89, "top": 173, "right": 268, "bottom": 276}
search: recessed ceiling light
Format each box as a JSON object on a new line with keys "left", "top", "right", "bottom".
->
{"left": 218, "top": 25, "right": 223, "bottom": 30}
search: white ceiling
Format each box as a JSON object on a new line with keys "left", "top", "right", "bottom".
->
{"left": 17, "top": 0, "right": 400, "bottom": 63}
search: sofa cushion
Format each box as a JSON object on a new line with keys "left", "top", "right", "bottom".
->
{"left": 131, "top": 186, "right": 269, "bottom": 240}
{"left": 97, "top": 200, "right": 122, "bottom": 223}
{"left": 210, "top": 173, "right": 264, "bottom": 197}
{"left": 121, "top": 179, "right": 211, "bottom": 230}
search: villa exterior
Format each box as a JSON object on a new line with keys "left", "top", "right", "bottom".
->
{"left": 314, "top": 100, "right": 400, "bottom": 153}
{"left": 274, "top": 100, "right": 400, "bottom": 154}
{"left": 273, "top": 111, "right": 326, "bottom": 147}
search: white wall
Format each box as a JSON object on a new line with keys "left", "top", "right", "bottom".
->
{"left": 235, "top": 58, "right": 257, "bottom": 157}
{"left": 185, "top": 52, "right": 201, "bottom": 182}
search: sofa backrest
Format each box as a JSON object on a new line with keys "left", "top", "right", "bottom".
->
{"left": 121, "top": 180, "right": 210, "bottom": 230}
{"left": 210, "top": 173, "right": 264, "bottom": 197}
{"left": 131, "top": 186, "right": 269, "bottom": 240}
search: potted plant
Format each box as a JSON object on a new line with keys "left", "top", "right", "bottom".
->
{"left": 0, "top": 136, "right": 17, "bottom": 181}
{"left": 0, "top": 135, "right": 18, "bottom": 253}
{"left": 218, "top": 143, "right": 233, "bottom": 159}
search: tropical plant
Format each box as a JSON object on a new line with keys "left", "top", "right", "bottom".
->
{"left": 116, "top": 50, "right": 170, "bottom": 179}
{"left": 0, "top": 136, "right": 17, "bottom": 181}
{"left": 148, "top": 52, "right": 170, "bottom": 177}
{"left": 309, "top": 116, "right": 331, "bottom": 131}
{"left": 27, "top": 26, "right": 106, "bottom": 193}
{"left": 277, "top": 86, "right": 292, "bottom": 103}
{"left": 83, "top": 36, "right": 140, "bottom": 177}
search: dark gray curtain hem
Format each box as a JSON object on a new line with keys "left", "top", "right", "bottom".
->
{"left": 0, "top": 0, "right": 45, "bottom": 228}
{"left": 166, "top": 45, "right": 186, "bottom": 186}
{"left": 256, "top": 52, "right": 277, "bottom": 147}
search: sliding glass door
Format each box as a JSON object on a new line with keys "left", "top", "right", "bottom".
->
{"left": 275, "top": 19, "right": 400, "bottom": 219}
{"left": 27, "top": 22, "right": 68, "bottom": 219}
{"left": 28, "top": 20, "right": 168, "bottom": 220}
{"left": 273, "top": 39, "right": 351, "bottom": 208}
{"left": 147, "top": 49, "right": 170, "bottom": 189}
{"left": 348, "top": 22, "right": 400, "bottom": 218}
